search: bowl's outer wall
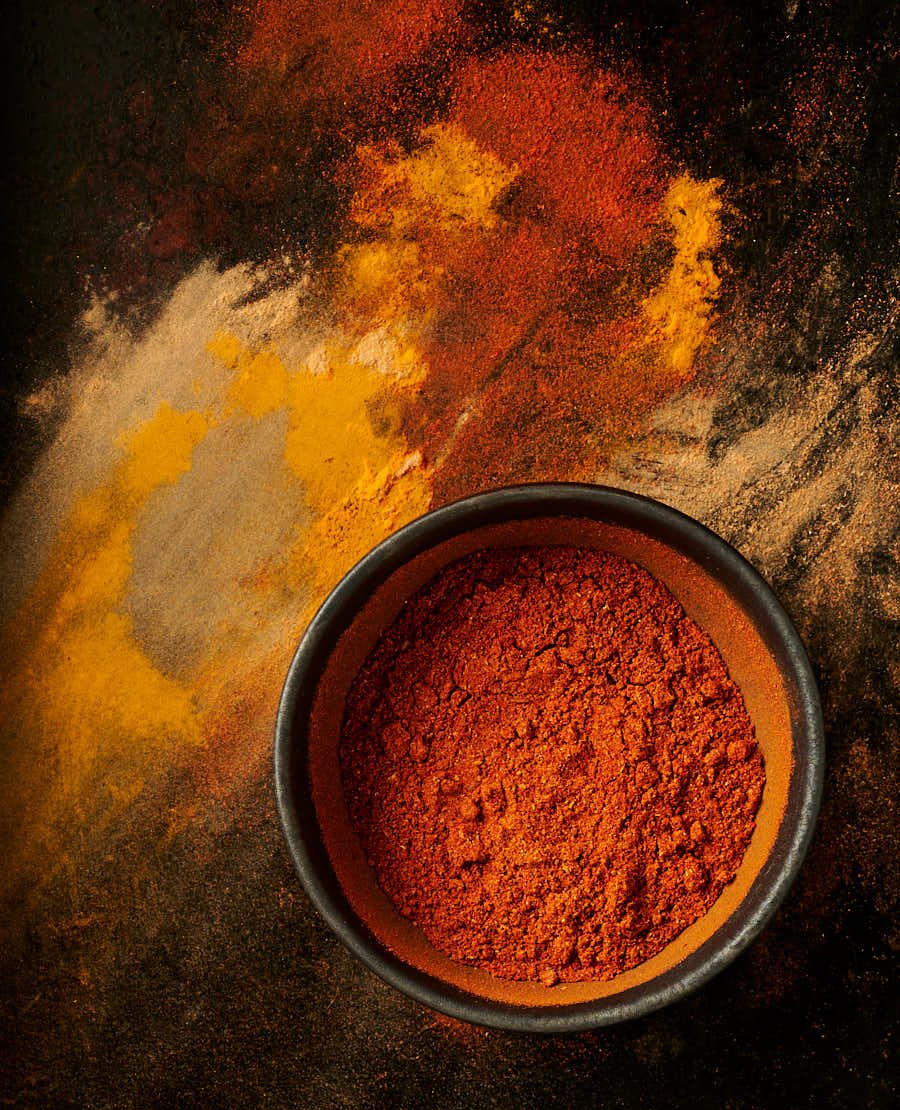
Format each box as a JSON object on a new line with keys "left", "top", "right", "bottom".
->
{"left": 274, "top": 484, "right": 825, "bottom": 1032}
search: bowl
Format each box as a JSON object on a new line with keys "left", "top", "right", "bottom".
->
{"left": 274, "top": 483, "right": 824, "bottom": 1032}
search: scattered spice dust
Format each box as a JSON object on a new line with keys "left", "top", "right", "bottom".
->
{"left": 1, "top": 26, "right": 731, "bottom": 895}
{"left": 0, "top": 403, "right": 208, "bottom": 881}
{"left": 340, "top": 546, "right": 765, "bottom": 983}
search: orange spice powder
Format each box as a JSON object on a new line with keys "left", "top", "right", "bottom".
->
{"left": 340, "top": 546, "right": 765, "bottom": 984}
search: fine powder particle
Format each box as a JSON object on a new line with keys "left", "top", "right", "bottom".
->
{"left": 340, "top": 546, "right": 766, "bottom": 983}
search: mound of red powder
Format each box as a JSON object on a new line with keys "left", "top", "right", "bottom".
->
{"left": 340, "top": 546, "right": 765, "bottom": 984}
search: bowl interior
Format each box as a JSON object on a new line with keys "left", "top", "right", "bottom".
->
{"left": 303, "top": 513, "right": 795, "bottom": 1008}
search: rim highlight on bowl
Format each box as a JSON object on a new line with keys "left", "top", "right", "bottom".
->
{"left": 274, "top": 483, "right": 825, "bottom": 1032}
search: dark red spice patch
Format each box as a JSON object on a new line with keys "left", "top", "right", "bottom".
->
{"left": 450, "top": 50, "right": 666, "bottom": 261}
{"left": 394, "top": 50, "right": 672, "bottom": 497}
{"left": 235, "top": 0, "right": 462, "bottom": 91}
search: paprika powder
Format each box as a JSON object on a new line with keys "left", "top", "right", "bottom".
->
{"left": 340, "top": 546, "right": 765, "bottom": 984}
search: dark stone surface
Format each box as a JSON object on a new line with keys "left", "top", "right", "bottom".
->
{"left": 2, "top": 2, "right": 897, "bottom": 1106}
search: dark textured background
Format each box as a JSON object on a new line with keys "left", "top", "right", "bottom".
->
{"left": 2, "top": 2, "right": 898, "bottom": 1106}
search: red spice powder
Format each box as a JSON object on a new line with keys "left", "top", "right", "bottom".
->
{"left": 340, "top": 547, "right": 765, "bottom": 984}
{"left": 412, "top": 219, "right": 569, "bottom": 450}
{"left": 183, "top": 0, "right": 464, "bottom": 217}
{"left": 427, "top": 302, "right": 680, "bottom": 501}
{"left": 236, "top": 0, "right": 461, "bottom": 91}
{"left": 398, "top": 50, "right": 671, "bottom": 497}
{"left": 450, "top": 51, "right": 666, "bottom": 261}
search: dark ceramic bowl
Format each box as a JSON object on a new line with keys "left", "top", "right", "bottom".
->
{"left": 274, "top": 484, "right": 824, "bottom": 1032}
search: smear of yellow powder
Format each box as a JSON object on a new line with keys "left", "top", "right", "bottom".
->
{"left": 339, "top": 238, "right": 441, "bottom": 324}
{"left": 642, "top": 175, "right": 724, "bottom": 378}
{"left": 300, "top": 452, "right": 432, "bottom": 625}
{"left": 340, "top": 123, "right": 517, "bottom": 325}
{"left": 214, "top": 333, "right": 291, "bottom": 420}
{"left": 203, "top": 128, "right": 501, "bottom": 616}
{"left": 120, "top": 403, "right": 211, "bottom": 495}
{"left": 0, "top": 403, "right": 208, "bottom": 891}
{"left": 352, "top": 123, "right": 518, "bottom": 234}
{"left": 283, "top": 350, "right": 417, "bottom": 515}
{"left": 206, "top": 333, "right": 432, "bottom": 625}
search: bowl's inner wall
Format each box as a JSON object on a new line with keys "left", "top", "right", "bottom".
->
{"left": 307, "top": 516, "right": 794, "bottom": 1007}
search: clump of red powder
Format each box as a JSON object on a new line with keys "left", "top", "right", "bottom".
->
{"left": 340, "top": 546, "right": 765, "bottom": 984}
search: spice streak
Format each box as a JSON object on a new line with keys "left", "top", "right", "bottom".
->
{"left": 1, "top": 37, "right": 727, "bottom": 907}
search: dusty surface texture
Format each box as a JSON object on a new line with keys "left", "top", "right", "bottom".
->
{"left": 1, "top": 1, "right": 897, "bottom": 1107}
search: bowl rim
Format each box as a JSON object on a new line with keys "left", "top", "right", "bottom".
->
{"left": 274, "top": 482, "right": 825, "bottom": 1032}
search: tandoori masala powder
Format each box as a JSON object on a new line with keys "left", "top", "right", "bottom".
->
{"left": 340, "top": 546, "right": 765, "bottom": 984}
